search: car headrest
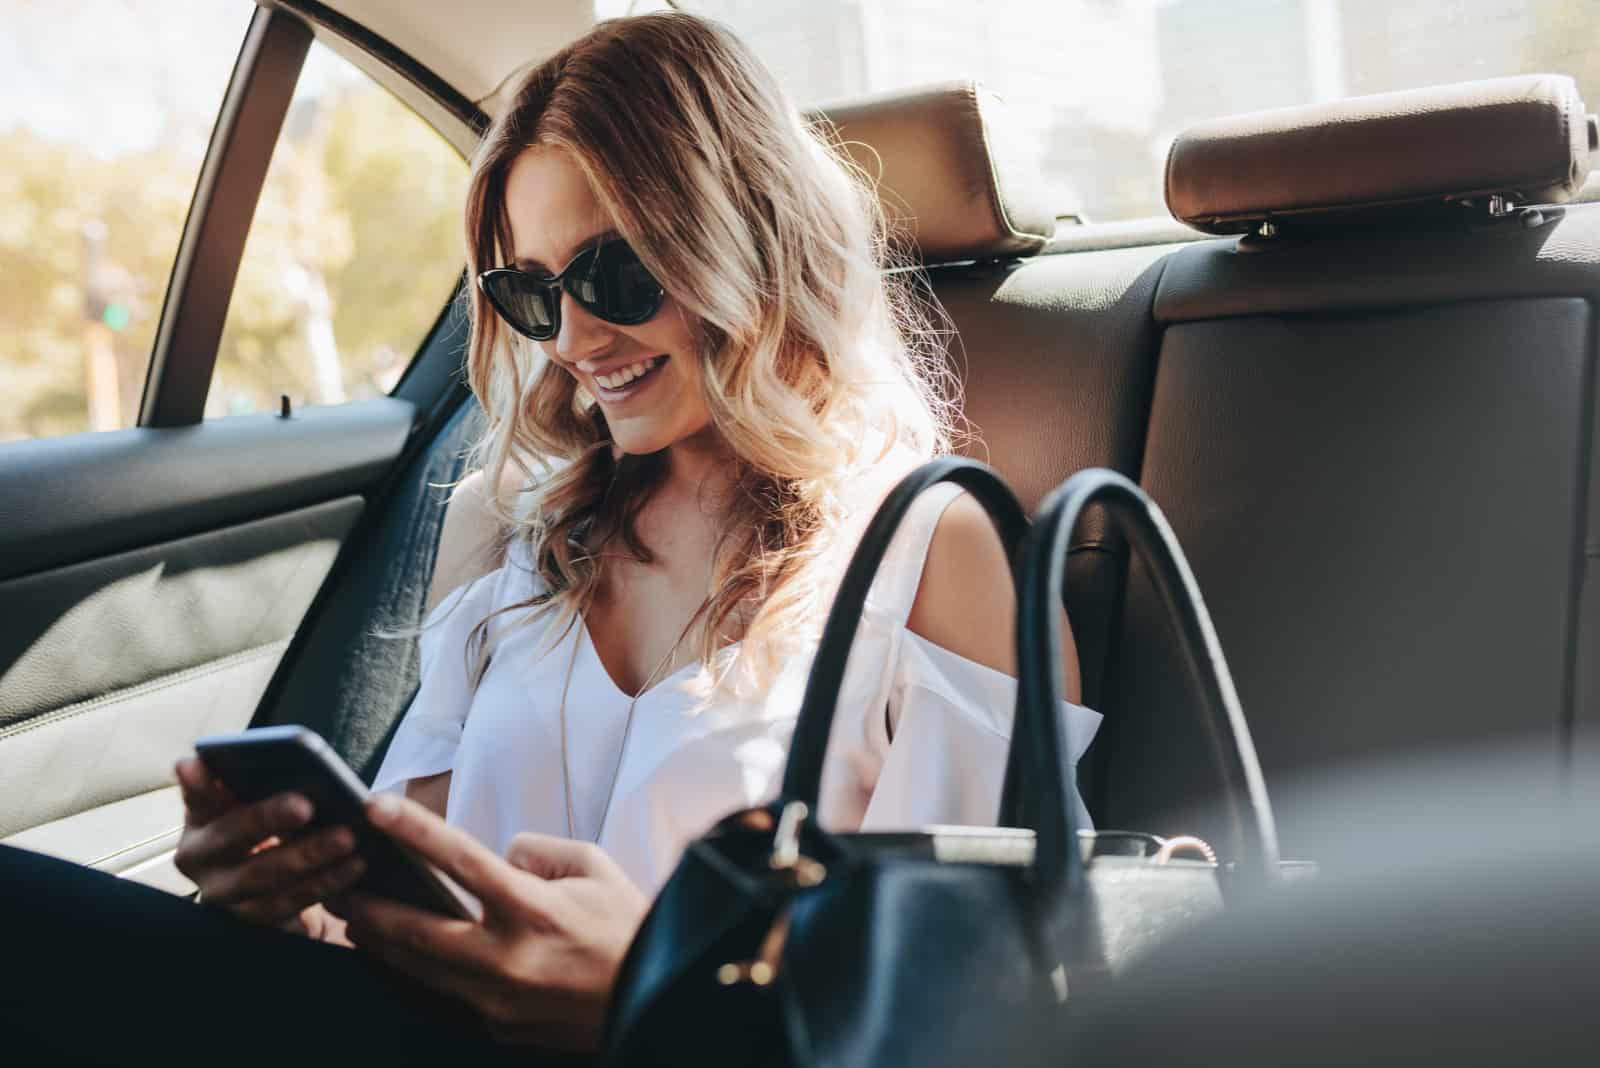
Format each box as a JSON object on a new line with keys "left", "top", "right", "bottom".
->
{"left": 810, "top": 81, "right": 1057, "bottom": 262}
{"left": 1166, "top": 74, "right": 1598, "bottom": 235}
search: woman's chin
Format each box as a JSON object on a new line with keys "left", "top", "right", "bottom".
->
{"left": 608, "top": 414, "right": 719, "bottom": 459}
{"left": 608, "top": 423, "right": 679, "bottom": 457}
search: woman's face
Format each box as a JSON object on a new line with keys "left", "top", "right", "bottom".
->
{"left": 502, "top": 146, "right": 713, "bottom": 457}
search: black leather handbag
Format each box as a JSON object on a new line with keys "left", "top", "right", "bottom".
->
{"left": 600, "top": 460, "right": 1281, "bottom": 1068}
{"left": 1006, "top": 467, "right": 1284, "bottom": 986}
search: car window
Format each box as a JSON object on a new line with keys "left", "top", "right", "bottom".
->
{"left": 207, "top": 41, "right": 468, "bottom": 419}
{"left": 0, "top": 0, "right": 252, "bottom": 441}
{"left": 674, "top": 0, "right": 1600, "bottom": 223}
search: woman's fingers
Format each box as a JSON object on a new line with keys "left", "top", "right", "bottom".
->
{"left": 340, "top": 905, "right": 500, "bottom": 1004}
{"left": 172, "top": 760, "right": 372, "bottom": 930}
{"left": 347, "top": 905, "right": 593, "bottom": 1051}
{"left": 174, "top": 757, "right": 234, "bottom": 826}
{"left": 299, "top": 904, "right": 355, "bottom": 948}
{"left": 335, "top": 890, "right": 500, "bottom": 980}
{"left": 364, "top": 793, "right": 546, "bottom": 920}
{"left": 229, "top": 854, "right": 368, "bottom": 927}
{"left": 187, "top": 791, "right": 312, "bottom": 867}
{"left": 504, "top": 831, "right": 612, "bottom": 880}
{"left": 175, "top": 791, "right": 312, "bottom": 890}
{"left": 200, "top": 825, "right": 357, "bottom": 904}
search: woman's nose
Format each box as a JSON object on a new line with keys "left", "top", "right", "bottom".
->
{"left": 551, "top": 291, "right": 616, "bottom": 366}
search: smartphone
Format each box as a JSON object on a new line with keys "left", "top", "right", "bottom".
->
{"left": 194, "top": 724, "right": 478, "bottom": 920}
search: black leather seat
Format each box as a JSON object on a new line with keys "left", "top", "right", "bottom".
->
{"left": 1100, "top": 74, "right": 1600, "bottom": 851}
{"left": 833, "top": 77, "right": 1600, "bottom": 852}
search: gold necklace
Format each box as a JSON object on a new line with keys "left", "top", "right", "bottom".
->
{"left": 556, "top": 615, "right": 688, "bottom": 843}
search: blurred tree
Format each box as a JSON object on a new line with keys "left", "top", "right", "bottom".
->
{"left": 2, "top": 25, "right": 467, "bottom": 440}
{"left": 322, "top": 84, "right": 467, "bottom": 395}
{"left": 1, "top": 0, "right": 246, "bottom": 440}
{"left": 211, "top": 69, "right": 467, "bottom": 417}
{"left": 0, "top": 127, "right": 200, "bottom": 438}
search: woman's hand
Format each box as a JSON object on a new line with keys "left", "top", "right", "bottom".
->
{"left": 329, "top": 793, "right": 649, "bottom": 1052}
{"left": 172, "top": 756, "right": 366, "bottom": 939}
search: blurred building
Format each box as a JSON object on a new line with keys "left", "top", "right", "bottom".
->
{"left": 691, "top": 0, "right": 1162, "bottom": 219}
{"left": 1156, "top": 0, "right": 1600, "bottom": 157}
{"left": 691, "top": 0, "right": 1598, "bottom": 223}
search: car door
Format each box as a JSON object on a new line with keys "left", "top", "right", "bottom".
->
{"left": 0, "top": 3, "right": 480, "bottom": 893}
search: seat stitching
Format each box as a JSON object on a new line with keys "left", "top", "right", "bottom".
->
{"left": 0, "top": 640, "right": 289, "bottom": 743}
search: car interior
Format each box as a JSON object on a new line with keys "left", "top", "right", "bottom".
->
{"left": 3, "top": 0, "right": 1596, "bottom": 1018}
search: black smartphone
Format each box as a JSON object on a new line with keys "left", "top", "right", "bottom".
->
{"left": 194, "top": 724, "right": 477, "bottom": 920}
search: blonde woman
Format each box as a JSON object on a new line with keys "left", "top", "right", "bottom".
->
{"left": 1, "top": 12, "right": 1096, "bottom": 1063}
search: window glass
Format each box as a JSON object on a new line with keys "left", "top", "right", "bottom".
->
{"left": 209, "top": 42, "right": 468, "bottom": 418}
{"left": 683, "top": 0, "right": 1600, "bottom": 223}
{"left": 0, "top": 0, "right": 251, "bottom": 441}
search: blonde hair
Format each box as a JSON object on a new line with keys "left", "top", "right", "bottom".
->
{"left": 459, "top": 11, "right": 956, "bottom": 697}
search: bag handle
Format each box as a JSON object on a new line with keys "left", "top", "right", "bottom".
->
{"left": 779, "top": 458, "right": 1029, "bottom": 809}
{"left": 1004, "top": 468, "right": 1281, "bottom": 895}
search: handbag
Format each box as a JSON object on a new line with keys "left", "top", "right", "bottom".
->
{"left": 1006, "top": 467, "right": 1285, "bottom": 987}
{"left": 601, "top": 460, "right": 1282, "bottom": 1068}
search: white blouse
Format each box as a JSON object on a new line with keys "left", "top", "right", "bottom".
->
{"left": 372, "top": 482, "right": 1103, "bottom": 895}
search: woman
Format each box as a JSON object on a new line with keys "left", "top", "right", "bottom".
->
{"left": 3, "top": 12, "right": 1095, "bottom": 1063}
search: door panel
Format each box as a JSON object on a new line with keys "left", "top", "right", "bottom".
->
{"left": 0, "top": 398, "right": 413, "bottom": 582}
{"left": 1, "top": 496, "right": 361, "bottom": 731}
{"left": 0, "top": 400, "right": 419, "bottom": 880}
{"left": 0, "top": 496, "right": 362, "bottom": 838}
{"left": 3, "top": 786, "right": 189, "bottom": 891}
{"left": 1, "top": 646, "right": 285, "bottom": 840}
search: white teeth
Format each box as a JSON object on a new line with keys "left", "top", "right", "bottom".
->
{"left": 596, "top": 356, "right": 663, "bottom": 390}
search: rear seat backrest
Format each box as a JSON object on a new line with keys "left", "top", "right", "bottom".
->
{"left": 818, "top": 84, "right": 1176, "bottom": 722}
{"left": 1102, "top": 75, "right": 1600, "bottom": 852}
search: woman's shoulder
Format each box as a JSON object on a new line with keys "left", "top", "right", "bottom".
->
{"left": 426, "top": 469, "right": 510, "bottom": 615}
{"left": 425, "top": 467, "right": 549, "bottom": 613}
{"left": 852, "top": 453, "right": 971, "bottom": 626}
{"left": 419, "top": 539, "right": 547, "bottom": 660}
{"left": 837, "top": 445, "right": 1020, "bottom": 677}
{"left": 902, "top": 489, "right": 1017, "bottom": 675}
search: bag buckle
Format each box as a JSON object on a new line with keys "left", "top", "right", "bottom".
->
{"left": 716, "top": 803, "right": 826, "bottom": 989}
{"left": 769, "top": 800, "right": 827, "bottom": 888}
{"left": 717, "top": 912, "right": 792, "bottom": 988}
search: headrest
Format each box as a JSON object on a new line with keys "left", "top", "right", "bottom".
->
{"left": 1166, "top": 74, "right": 1598, "bottom": 235}
{"left": 811, "top": 81, "right": 1057, "bottom": 262}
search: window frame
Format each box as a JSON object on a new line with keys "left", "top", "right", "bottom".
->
{"left": 137, "top": 1, "right": 489, "bottom": 429}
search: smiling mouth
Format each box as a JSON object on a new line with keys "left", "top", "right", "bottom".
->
{"left": 592, "top": 354, "right": 668, "bottom": 399}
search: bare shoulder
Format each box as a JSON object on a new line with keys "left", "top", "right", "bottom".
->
{"left": 905, "top": 492, "right": 1018, "bottom": 675}
{"left": 905, "top": 491, "right": 1083, "bottom": 703}
{"left": 426, "top": 468, "right": 520, "bottom": 613}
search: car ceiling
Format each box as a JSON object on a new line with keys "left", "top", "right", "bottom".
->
{"left": 309, "top": 0, "right": 598, "bottom": 116}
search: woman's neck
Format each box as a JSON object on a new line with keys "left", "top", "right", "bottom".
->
{"left": 660, "top": 426, "right": 736, "bottom": 506}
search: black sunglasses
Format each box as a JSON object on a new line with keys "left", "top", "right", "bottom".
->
{"left": 477, "top": 237, "right": 666, "bottom": 342}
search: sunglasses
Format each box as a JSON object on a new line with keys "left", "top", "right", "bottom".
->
{"left": 477, "top": 237, "right": 666, "bottom": 342}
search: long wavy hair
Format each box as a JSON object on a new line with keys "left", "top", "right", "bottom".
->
{"left": 459, "top": 11, "right": 957, "bottom": 698}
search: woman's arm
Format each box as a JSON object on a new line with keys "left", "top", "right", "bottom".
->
{"left": 406, "top": 462, "right": 539, "bottom": 810}
{"left": 404, "top": 771, "right": 452, "bottom": 818}
{"left": 376, "top": 468, "right": 528, "bottom": 813}
{"left": 905, "top": 493, "right": 1083, "bottom": 704}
